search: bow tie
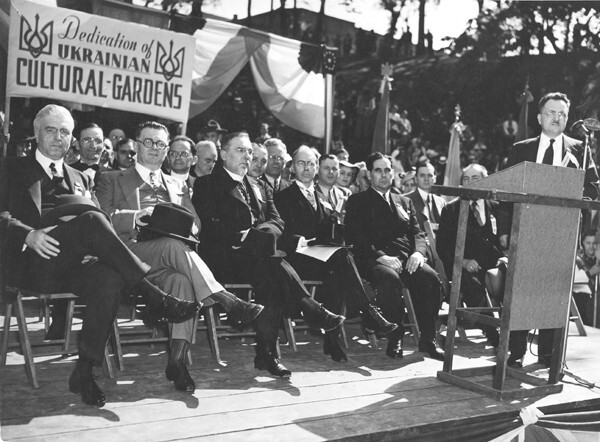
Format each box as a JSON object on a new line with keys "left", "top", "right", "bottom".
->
{"left": 80, "top": 163, "right": 100, "bottom": 171}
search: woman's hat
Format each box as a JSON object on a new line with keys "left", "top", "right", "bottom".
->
{"left": 141, "top": 203, "right": 199, "bottom": 245}
{"left": 202, "top": 119, "right": 227, "bottom": 134}
{"left": 40, "top": 194, "right": 109, "bottom": 227}
{"left": 339, "top": 160, "right": 360, "bottom": 170}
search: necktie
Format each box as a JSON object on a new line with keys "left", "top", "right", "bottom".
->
{"left": 149, "top": 171, "right": 158, "bottom": 189}
{"left": 427, "top": 195, "right": 437, "bottom": 223}
{"left": 305, "top": 189, "right": 317, "bottom": 210}
{"left": 49, "top": 162, "right": 63, "bottom": 185}
{"left": 274, "top": 178, "right": 280, "bottom": 193}
{"left": 472, "top": 201, "right": 484, "bottom": 226}
{"left": 82, "top": 163, "right": 100, "bottom": 171}
{"left": 237, "top": 181, "right": 251, "bottom": 206}
{"left": 542, "top": 139, "right": 555, "bottom": 165}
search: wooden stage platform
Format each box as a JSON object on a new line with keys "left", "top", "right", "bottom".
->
{"left": 2, "top": 306, "right": 600, "bottom": 441}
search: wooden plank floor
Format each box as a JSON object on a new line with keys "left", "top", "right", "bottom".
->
{"left": 2, "top": 306, "right": 600, "bottom": 442}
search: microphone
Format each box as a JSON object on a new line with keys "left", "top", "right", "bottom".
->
{"left": 583, "top": 118, "right": 600, "bottom": 131}
{"left": 571, "top": 119, "right": 589, "bottom": 137}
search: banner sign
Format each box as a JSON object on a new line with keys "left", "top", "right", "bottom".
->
{"left": 6, "top": 0, "right": 195, "bottom": 122}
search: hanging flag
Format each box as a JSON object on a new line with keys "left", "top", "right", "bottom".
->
{"left": 371, "top": 63, "right": 393, "bottom": 154}
{"left": 443, "top": 104, "right": 464, "bottom": 193}
{"left": 516, "top": 80, "right": 534, "bottom": 142}
{"left": 191, "top": 18, "right": 336, "bottom": 139}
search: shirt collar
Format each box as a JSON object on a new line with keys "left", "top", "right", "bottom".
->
{"left": 373, "top": 187, "right": 390, "bottom": 201}
{"left": 417, "top": 187, "right": 430, "bottom": 202}
{"left": 170, "top": 171, "right": 189, "bottom": 182}
{"left": 295, "top": 180, "right": 315, "bottom": 193}
{"left": 135, "top": 163, "right": 162, "bottom": 185}
{"left": 223, "top": 167, "right": 245, "bottom": 183}
{"left": 265, "top": 174, "right": 279, "bottom": 186}
{"left": 540, "top": 133, "right": 563, "bottom": 150}
{"left": 36, "top": 149, "right": 64, "bottom": 178}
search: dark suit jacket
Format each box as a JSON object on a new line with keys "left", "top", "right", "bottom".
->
{"left": 436, "top": 198, "right": 503, "bottom": 277}
{"left": 345, "top": 187, "right": 427, "bottom": 275}
{"left": 498, "top": 135, "right": 600, "bottom": 235}
{"left": 405, "top": 189, "right": 446, "bottom": 230}
{"left": 260, "top": 175, "right": 291, "bottom": 194}
{"left": 275, "top": 182, "right": 338, "bottom": 254}
{"left": 192, "top": 166, "right": 284, "bottom": 267}
{"left": 0, "top": 155, "right": 94, "bottom": 287}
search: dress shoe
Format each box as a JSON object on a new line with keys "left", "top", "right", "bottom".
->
{"left": 507, "top": 354, "right": 524, "bottom": 368}
{"left": 485, "top": 327, "right": 500, "bottom": 348}
{"left": 137, "top": 278, "right": 200, "bottom": 324}
{"left": 361, "top": 304, "right": 398, "bottom": 335}
{"left": 386, "top": 337, "right": 403, "bottom": 358}
{"left": 69, "top": 359, "right": 106, "bottom": 407}
{"left": 299, "top": 297, "right": 345, "bottom": 332}
{"left": 228, "top": 299, "right": 264, "bottom": 324}
{"left": 538, "top": 355, "right": 551, "bottom": 368}
{"left": 254, "top": 355, "right": 292, "bottom": 378}
{"left": 323, "top": 334, "right": 348, "bottom": 362}
{"left": 44, "top": 320, "right": 66, "bottom": 341}
{"left": 418, "top": 339, "right": 445, "bottom": 361}
{"left": 166, "top": 362, "right": 196, "bottom": 392}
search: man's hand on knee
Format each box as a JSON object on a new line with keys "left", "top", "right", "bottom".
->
{"left": 377, "top": 255, "right": 403, "bottom": 273}
{"left": 406, "top": 252, "right": 424, "bottom": 274}
{"left": 25, "top": 226, "right": 60, "bottom": 259}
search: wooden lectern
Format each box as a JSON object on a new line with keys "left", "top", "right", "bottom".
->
{"left": 433, "top": 162, "right": 595, "bottom": 400}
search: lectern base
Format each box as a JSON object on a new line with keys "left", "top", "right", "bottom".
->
{"left": 437, "top": 366, "right": 563, "bottom": 401}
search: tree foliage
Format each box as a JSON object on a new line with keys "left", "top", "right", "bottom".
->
{"left": 447, "top": 1, "right": 599, "bottom": 59}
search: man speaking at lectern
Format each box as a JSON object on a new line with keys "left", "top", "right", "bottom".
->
{"left": 498, "top": 92, "right": 599, "bottom": 367}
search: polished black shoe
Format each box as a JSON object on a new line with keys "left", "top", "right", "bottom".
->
{"left": 537, "top": 355, "right": 551, "bottom": 368}
{"left": 418, "top": 339, "right": 445, "bottom": 361}
{"left": 254, "top": 355, "right": 292, "bottom": 378}
{"left": 507, "top": 354, "right": 524, "bottom": 368}
{"left": 323, "top": 335, "right": 348, "bottom": 362}
{"left": 299, "top": 297, "right": 345, "bottom": 332}
{"left": 485, "top": 327, "right": 500, "bottom": 348}
{"left": 148, "top": 294, "right": 200, "bottom": 325}
{"left": 69, "top": 362, "right": 106, "bottom": 407}
{"left": 361, "top": 304, "right": 398, "bottom": 335}
{"left": 386, "top": 337, "right": 403, "bottom": 358}
{"left": 44, "top": 320, "right": 66, "bottom": 341}
{"left": 166, "top": 362, "right": 196, "bottom": 392}
{"left": 228, "top": 299, "right": 264, "bottom": 324}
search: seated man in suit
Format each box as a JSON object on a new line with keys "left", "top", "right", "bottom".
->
{"left": 96, "top": 121, "right": 263, "bottom": 392}
{"left": 498, "top": 92, "right": 600, "bottom": 367}
{"left": 574, "top": 229, "right": 600, "bottom": 326}
{"left": 405, "top": 160, "right": 446, "bottom": 232}
{"left": 70, "top": 122, "right": 113, "bottom": 187}
{"left": 275, "top": 146, "right": 398, "bottom": 361}
{"left": 247, "top": 143, "right": 268, "bottom": 182}
{"left": 345, "top": 152, "right": 445, "bottom": 361}
{"left": 192, "top": 132, "right": 345, "bottom": 378}
{"left": 436, "top": 163, "right": 502, "bottom": 347}
{"left": 262, "top": 138, "right": 291, "bottom": 193}
{"left": 0, "top": 105, "right": 199, "bottom": 407}
{"left": 315, "top": 154, "right": 350, "bottom": 223}
{"left": 167, "top": 135, "right": 197, "bottom": 192}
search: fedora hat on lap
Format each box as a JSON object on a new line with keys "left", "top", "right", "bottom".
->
{"left": 139, "top": 203, "right": 199, "bottom": 245}
{"left": 41, "top": 194, "right": 109, "bottom": 227}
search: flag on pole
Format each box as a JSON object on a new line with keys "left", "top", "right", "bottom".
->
{"left": 443, "top": 104, "right": 464, "bottom": 192}
{"left": 191, "top": 18, "right": 336, "bottom": 139}
{"left": 516, "top": 80, "right": 534, "bottom": 142}
{"left": 371, "top": 63, "right": 393, "bottom": 154}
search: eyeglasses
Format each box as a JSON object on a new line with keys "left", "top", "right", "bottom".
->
{"left": 118, "top": 150, "right": 136, "bottom": 157}
{"left": 234, "top": 146, "right": 253, "bottom": 155}
{"left": 542, "top": 111, "right": 568, "bottom": 120}
{"left": 296, "top": 160, "right": 317, "bottom": 169}
{"left": 268, "top": 155, "right": 285, "bottom": 163}
{"left": 168, "top": 151, "right": 192, "bottom": 159}
{"left": 110, "top": 135, "right": 124, "bottom": 140}
{"left": 137, "top": 138, "right": 168, "bottom": 150}
{"left": 45, "top": 126, "right": 71, "bottom": 138}
{"left": 81, "top": 137, "right": 104, "bottom": 146}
